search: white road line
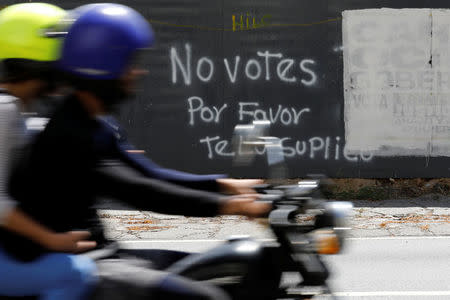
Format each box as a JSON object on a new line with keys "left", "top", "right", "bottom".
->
{"left": 333, "top": 291, "right": 450, "bottom": 297}
{"left": 120, "top": 239, "right": 272, "bottom": 244}
{"left": 119, "top": 235, "right": 450, "bottom": 245}
{"left": 346, "top": 236, "right": 450, "bottom": 241}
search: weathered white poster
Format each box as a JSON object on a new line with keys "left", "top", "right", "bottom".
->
{"left": 343, "top": 8, "right": 450, "bottom": 157}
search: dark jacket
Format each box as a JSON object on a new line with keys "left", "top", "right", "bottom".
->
{"left": 0, "top": 95, "right": 226, "bottom": 261}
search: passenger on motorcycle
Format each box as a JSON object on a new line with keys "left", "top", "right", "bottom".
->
{"left": 4, "top": 3, "right": 271, "bottom": 300}
{"left": 0, "top": 3, "right": 97, "bottom": 300}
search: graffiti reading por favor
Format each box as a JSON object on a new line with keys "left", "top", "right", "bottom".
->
{"left": 187, "top": 97, "right": 311, "bottom": 126}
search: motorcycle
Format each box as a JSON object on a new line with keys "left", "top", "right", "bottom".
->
{"left": 166, "top": 182, "right": 352, "bottom": 300}
{"left": 164, "top": 121, "right": 353, "bottom": 299}
{"left": 1, "top": 121, "right": 353, "bottom": 300}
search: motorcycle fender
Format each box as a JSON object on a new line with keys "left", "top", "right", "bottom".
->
{"left": 166, "top": 239, "right": 264, "bottom": 281}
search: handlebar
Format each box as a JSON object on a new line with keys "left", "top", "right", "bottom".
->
{"left": 254, "top": 180, "right": 352, "bottom": 255}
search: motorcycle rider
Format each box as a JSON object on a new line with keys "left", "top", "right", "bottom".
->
{"left": 0, "top": 3, "right": 97, "bottom": 300}
{"left": 4, "top": 3, "right": 270, "bottom": 299}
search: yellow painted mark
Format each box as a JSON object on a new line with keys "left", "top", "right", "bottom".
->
{"left": 148, "top": 17, "right": 341, "bottom": 32}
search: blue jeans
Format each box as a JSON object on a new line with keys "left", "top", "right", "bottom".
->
{"left": 0, "top": 247, "right": 97, "bottom": 300}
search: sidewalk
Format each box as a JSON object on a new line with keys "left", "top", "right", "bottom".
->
{"left": 96, "top": 195, "right": 450, "bottom": 241}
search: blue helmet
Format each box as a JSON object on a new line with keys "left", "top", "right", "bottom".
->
{"left": 59, "top": 3, "right": 154, "bottom": 80}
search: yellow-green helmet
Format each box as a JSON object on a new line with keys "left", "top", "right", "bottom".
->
{"left": 0, "top": 3, "right": 65, "bottom": 62}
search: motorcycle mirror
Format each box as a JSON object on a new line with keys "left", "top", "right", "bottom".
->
{"left": 231, "top": 120, "right": 288, "bottom": 180}
{"left": 231, "top": 120, "right": 271, "bottom": 166}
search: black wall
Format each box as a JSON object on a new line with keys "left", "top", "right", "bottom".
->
{"left": 6, "top": 1, "right": 450, "bottom": 178}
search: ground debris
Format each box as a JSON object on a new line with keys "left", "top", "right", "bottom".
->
{"left": 125, "top": 220, "right": 155, "bottom": 224}
{"left": 126, "top": 225, "right": 172, "bottom": 231}
{"left": 378, "top": 214, "right": 449, "bottom": 228}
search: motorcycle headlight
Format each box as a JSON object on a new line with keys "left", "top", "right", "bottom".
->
{"left": 324, "top": 201, "right": 353, "bottom": 227}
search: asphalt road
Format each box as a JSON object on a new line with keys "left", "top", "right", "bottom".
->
{"left": 324, "top": 236, "right": 450, "bottom": 299}
{"left": 118, "top": 236, "right": 450, "bottom": 299}
{"left": 99, "top": 197, "right": 450, "bottom": 299}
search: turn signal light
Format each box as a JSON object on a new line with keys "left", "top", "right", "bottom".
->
{"left": 315, "top": 232, "right": 340, "bottom": 255}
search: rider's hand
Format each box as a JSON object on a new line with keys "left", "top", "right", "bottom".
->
{"left": 217, "top": 178, "right": 263, "bottom": 195}
{"left": 44, "top": 231, "right": 97, "bottom": 253}
{"left": 219, "top": 194, "right": 271, "bottom": 218}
